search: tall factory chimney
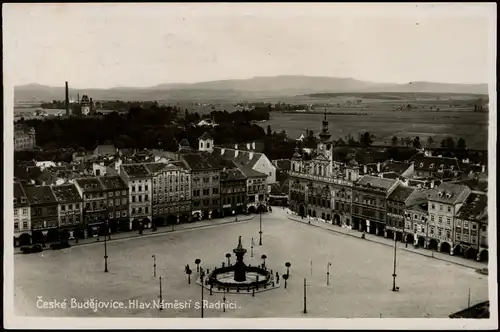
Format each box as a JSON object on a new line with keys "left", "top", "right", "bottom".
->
{"left": 65, "top": 81, "right": 70, "bottom": 115}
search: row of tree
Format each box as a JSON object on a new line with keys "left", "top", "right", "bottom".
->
{"left": 391, "top": 135, "right": 467, "bottom": 149}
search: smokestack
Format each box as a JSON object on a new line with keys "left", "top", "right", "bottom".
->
{"left": 65, "top": 81, "right": 69, "bottom": 115}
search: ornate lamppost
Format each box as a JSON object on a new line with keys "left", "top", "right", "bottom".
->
{"left": 152, "top": 255, "right": 156, "bottom": 277}
{"left": 104, "top": 220, "right": 109, "bottom": 273}
{"left": 392, "top": 234, "right": 398, "bottom": 292}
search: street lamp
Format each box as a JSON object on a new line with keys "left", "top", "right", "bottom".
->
{"left": 223, "top": 287, "right": 226, "bottom": 313}
{"left": 327, "top": 262, "right": 331, "bottom": 286}
{"left": 392, "top": 234, "right": 398, "bottom": 292}
{"left": 104, "top": 221, "right": 109, "bottom": 273}
{"left": 152, "top": 255, "right": 156, "bottom": 277}
{"left": 303, "top": 278, "right": 307, "bottom": 314}
{"left": 200, "top": 266, "right": 204, "bottom": 318}
{"left": 259, "top": 205, "right": 263, "bottom": 245}
{"left": 159, "top": 276, "right": 163, "bottom": 311}
{"left": 251, "top": 237, "right": 254, "bottom": 257}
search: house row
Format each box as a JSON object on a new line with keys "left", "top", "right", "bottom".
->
{"left": 288, "top": 115, "right": 489, "bottom": 261}
{"left": 13, "top": 133, "right": 276, "bottom": 247}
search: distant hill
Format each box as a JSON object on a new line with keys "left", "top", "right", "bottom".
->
{"left": 14, "top": 76, "right": 488, "bottom": 103}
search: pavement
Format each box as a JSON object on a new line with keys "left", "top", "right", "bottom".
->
{"left": 15, "top": 214, "right": 256, "bottom": 255}
{"left": 279, "top": 208, "right": 487, "bottom": 270}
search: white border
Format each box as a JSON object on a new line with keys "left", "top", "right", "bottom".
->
{"left": 3, "top": 2, "right": 497, "bottom": 330}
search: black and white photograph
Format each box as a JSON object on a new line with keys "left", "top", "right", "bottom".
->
{"left": 3, "top": 3, "right": 497, "bottom": 329}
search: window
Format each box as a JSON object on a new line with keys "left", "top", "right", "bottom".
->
{"left": 145, "top": 207, "right": 149, "bottom": 214}
{"left": 115, "top": 199, "right": 120, "bottom": 206}
{"left": 14, "top": 209, "right": 18, "bottom": 216}
{"left": 138, "top": 186, "right": 142, "bottom": 192}
{"left": 109, "top": 212, "right": 113, "bottom": 219}
{"left": 438, "top": 216, "right": 442, "bottom": 223}
{"left": 456, "top": 219, "right": 462, "bottom": 226}
{"left": 122, "top": 198, "right": 127, "bottom": 205}
{"left": 116, "top": 211, "right": 120, "bottom": 218}
{"left": 138, "top": 196, "right": 142, "bottom": 202}
{"left": 213, "top": 188, "right": 219, "bottom": 195}
{"left": 145, "top": 195, "right": 149, "bottom": 201}
{"left": 446, "top": 230, "right": 451, "bottom": 239}
{"left": 447, "top": 218, "right": 451, "bottom": 225}
{"left": 109, "top": 199, "right": 114, "bottom": 206}
{"left": 122, "top": 190, "right": 126, "bottom": 195}
{"left": 440, "top": 204, "right": 443, "bottom": 211}
{"left": 132, "top": 196, "right": 136, "bottom": 203}
{"left": 145, "top": 185, "right": 148, "bottom": 191}
{"left": 438, "top": 229, "right": 442, "bottom": 236}
{"left": 456, "top": 234, "right": 461, "bottom": 241}
{"left": 447, "top": 206, "right": 451, "bottom": 213}
{"left": 132, "top": 186, "right": 136, "bottom": 192}
{"left": 122, "top": 210, "right": 127, "bottom": 217}
{"left": 464, "top": 221, "right": 469, "bottom": 228}
{"left": 14, "top": 222, "right": 19, "bottom": 230}
{"left": 431, "top": 204, "right": 435, "bottom": 210}
{"left": 61, "top": 205, "right": 66, "bottom": 211}
{"left": 22, "top": 208, "right": 28, "bottom": 215}
{"left": 108, "top": 192, "right": 113, "bottom": 197}
{"left": 132, "top": 208, "right": 136, "bottom": 214}
{"left": 76, "top": 215, "right": 80, "bottom": 222}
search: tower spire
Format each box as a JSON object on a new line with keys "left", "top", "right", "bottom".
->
{"left": 319, "top": 107, "right": 331, "bottom": 141}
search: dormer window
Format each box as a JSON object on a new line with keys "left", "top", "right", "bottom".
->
{"left": 419, "top": 163, "right": 424, "bottom": 168}
{"left": 429, "top": 163, "right": 434, "bottom": 168}
{"left": 14, "top": 198, "right": 17, "bottom": 204}
{"left": 21, "top": 198, "right": 27, "bottom": 203}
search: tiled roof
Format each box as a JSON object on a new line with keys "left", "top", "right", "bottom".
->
{"left": 381, "top": 160, "right": 412, "bottom": 174}
{"left": 413, "top": 155, "right": 460, "bottom": 172}
{"left": 238, "top": 165, "right": 267, "bottom": 178}
{"left": 221, "top": 168, "right": 247, "bottom": 181}
{"left": 456, "top": 193, "right": 487, "bottom": 221}
{"left": 388, "top": 185, "right": 416, "bottom": 202}
{"left": 14, "top": 182, "right": 29, "bottom": 206}
{"left": 121, "top": 164, "right": 151, "bottom": 177}
{"left": 428, "top": 183, "right": 470, "bottom": 204}
{"left": 181, "top": 153, "right": 220, "bottom": 171}
{"left": 144, "top": 162, "right": 169, "bottom": 174}
{"left": 218, "top": 142, "right": 265, "bottom": 153}
{"left": 356, "top": 175, "right": 398, "bottom": 191}
{"left": 51, "top": 184, "right": 82, "bottom": 202}
{"left": 97, "top": 176, "right": 128, "bottom": 190}
{"left": 24, "top": 185, "right": 58, "bottom": 205}
{"left": 179, "top": 139, "right": 191, "bottom": 147}
{"left": 74, "top": 177, "right": 105, "bottom": 192}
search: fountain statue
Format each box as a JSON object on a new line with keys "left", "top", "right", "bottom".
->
{"left": 233, "top": 236, "right": 248, "bottom": 282}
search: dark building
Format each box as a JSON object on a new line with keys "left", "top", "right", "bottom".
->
{"left": 24, "top": 185, "right": 59, "bottom": 244}
{"left": 181, "top": 152, "right": 221, "bottom": 221}
{"left": 219, "top": 160, "right": 248, "bottom": 217}
{"left": 386, "top": 184, "right": 417, "bottom": 240}
{"left": 73, "top": 177, "right": 108, "bottom": 237}
{"left": 51, "top": 183, "right": 83, "bottom": 240}
{"left": 98, "top": 176, "right": 129, "bottom": 232}
{"left": 352, "top": 176, "right": 399, "bottom": 235}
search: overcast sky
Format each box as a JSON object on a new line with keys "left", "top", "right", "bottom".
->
{"left": 3, "top": 3, "right": 495, "bottom": 88}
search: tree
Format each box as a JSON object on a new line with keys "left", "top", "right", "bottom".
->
{"left": 441, "top": 137, "right": 456, "bottom": 149}
{"left": 267, "top": 125, "right": 272, "bottom": 137}
{"left": 427, "top": 136, "right": 434, "bottom": 145}
{"left": 457, "top": 138, "right": 467, "bottom": 149}
{"left": 285, "top": 262, "right": 291, "bottom": 276}
{"left": 391, "top": 136, "right": 399, "bottom": 146}
{"left": 400, "top": 137, "right": 405, "bottom": 146}
{"left": 226, "top": 253, "right": 231, "bottom": 266}
{"left": 404, "top": 137, "right": 412, "bottom": 147}
{"left": 412, "top": 136, "right": 421, "bottom": 149}
{"left": 185, "top": 265, "right": 192, "bottom": 284}
{"left": 195, "top": 258, "right": 201, "bottom": 272}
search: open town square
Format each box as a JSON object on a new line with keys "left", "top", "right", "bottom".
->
{"left": 14, "top": 208, "right": 488, "bottom": 318}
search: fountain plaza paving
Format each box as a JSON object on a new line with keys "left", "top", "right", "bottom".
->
{"left": 13, "top": 209, "right": 489, "bottom": 318}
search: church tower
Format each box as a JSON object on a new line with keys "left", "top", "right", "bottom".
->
{"left": 317, "top": 109, "right": 333, "bottom": 161}
{"left": 198, "top": 132, "right": 214, "bottom": 153}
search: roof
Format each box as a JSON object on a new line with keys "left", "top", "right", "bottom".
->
{"left": 14, "top": 183, "right": 29, "bottom": 206}
{"left": 406, "top": 202, "right": 428, "bottom": 214}
{"left": 181, "top": 153, "right": 221, "bottom": 171}
{"left": 238, "top": 165, "right": 267, "bottom": 179}
{"left": 179, "top": 139, "right": 191, "bottom": 147}
{"left": 388, "top": 185, "right": 416, "bottom": 203}
{"left": 449, "top": 301, "right": 489, "bottom": 319}
{"left": 356, "top": 175, "right": 398, "bottom": 191}
{"left": 51, "top": 184, "right": 82, "bottom": 202}
{"left": 456, "top": 193, "right": 488, "bottom": 221}
{"left": 413, "top": 155, "right": 461, "bottom": 172}
{"left": 121, "top": 164, "right": 151, "bottom": 178}
{"left": 217, "top": 141, "right": 265, "bottom": 153}
{"left": 381, "top": 160, "right": 411, "bottom": 174}
{"left": 144, "top": 162, "right": 169, "bottom": 174}
{"left": 24, "top": 185, "right": 58, "bottom": 205}
{"left": 221, "top": 168, "right": 247, "bottom": 181}
{"left": 94, "top": 144, "right": 117, "bottom": 156}
{"left": 428, "top": 182, "right": 470, "bottom": 204}
{"left": 199, "top": 132, "right": 213, "bottom": 141}
{"left": 98, "top": 176, "right": 128, "bottom": 191}
{"left": 74, "top": 177, "right": 105, "bottom": 192}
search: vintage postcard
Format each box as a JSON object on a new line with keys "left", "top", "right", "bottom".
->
{"left": 3, "top": 2, "right": 497, "bottom": 330}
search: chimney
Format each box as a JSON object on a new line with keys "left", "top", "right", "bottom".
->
{"left": 221, "top": 148, "right": 225, "bottom": 155}
{"left": 235, "top": 150, "right": 239, "bottom": 158}
{"left": 246, "top": 143, "right": 251, "bottom": 150}
{"left": 481, "top": 164, "right": 486, "bottom": 173}
{"left": 77, "top": 93, "right": 80, "bottom": 103}
{"left": 249, "top": 152, "right": 254, "bottom": 160}
{"left": 65, "top": 81, "right": 69, "bottom": 115}
{"left": 234, "top": 144, "right": 238, "bottom": 150}
{"left": 252, "top": 142, "right": 256, "bottom": 150}
{"left": 363, "top": 165, "right": 368, "bottom": 174}
{"left": 376, "top": 162, "right": 381, "bottom": 173}
{"left": 430, "top": 180, "right": 435, "bottom": 189}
